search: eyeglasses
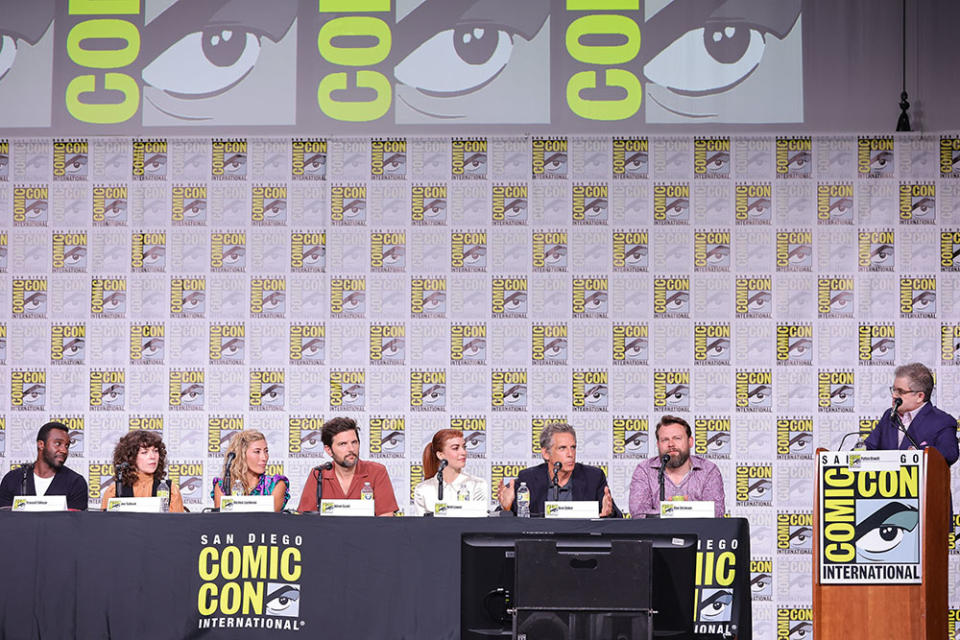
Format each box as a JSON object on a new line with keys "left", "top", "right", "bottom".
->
{"left": 889, "top": 386, "right": 921, "bottom": 397}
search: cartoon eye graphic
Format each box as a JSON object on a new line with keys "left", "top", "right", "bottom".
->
{"left": 102, "top": 384, "right": 124, "bottom": 404}
{"left": 63, "top": 246, "right": 87, "bottom": 267}
{"left": 747, "top": 197, "right": 770, "bottom": 216}
{"left": 222, "top": 153, "right": 246, "bottom": 174}
{"left": 265, "top": 585, "right": 300, "bottom": 616}
{"left": 264, "top": 199, "right": 286, "bottom": 219}
{"left": 623, "top": 432, "right": 646, "bottom": 451}
{"left": 143, "top": 27, "right": 264, "bottom": 97}
{"left": 304, "top": 153, "right": 327, "bottom": 175}
{"left": 395, "top": 25, "right": 518, "bottom": 95}
{"left": 302, "top": 338, "right": 324, "bottom": 359}
{"left": 584, "top": 291, "right": 607, "bottom": 311}
{"left": 142, "top": 246, "right": 165, "bottom": 266}
{"left": 424, "top": 199, "right": 447, "bottom": 219}
{"left": 749, "top": 384, "right": 770, "bottom": 404}
{"left": 381, "top": 338, "right": 403, "bottom": 358}
{"left": 870, "top": 151, "right": 892, "bottom": 171}
{"left": 750, "top": 573, "right": 770, "bottom": 593}
{"left": 463, "top": 153, "right": 486, "bottom": 174}
{"left": 222, "top": 245, "right": 245, "bottom": 266}
{"left": 504, "top": 198, "right": 527, "bottom": 218}
{"left": 182, "top": 291, "right": 205, "bottom": 311}
{"left": 381, "top": 432, "right": 404, "bottom": 451}
{"left": 221, "top": 338, "right": 243, "bottom": 358}
{"left": 788, "top": 151, "right": 810, "bottom": 170}
{"left": 504, "top": 384, "right": 526, "bottom": 404}
{"left": 855, "top": 502, "right": 919, "bottom": 556}
{"left": 343, "top": 199, "right": 366, "bottom": 219}
{"left": 912, "top": 291, "right": 935, "bottom": 311}
{"left": 625, "top": 244, "right": 648, "bottom": 265}
{"left": 645, "top": 19, "right": 768, "bottom": 95}
{"left": 664, "top": 291, "right": 688, "bottom": 311}
{"left": 625, "top": 338, "right": 648, "bottom": 358}
{"left": 871, "top": 244, "right": 893, "bottom": 264}
{"left": 829, "top": 291, "right": 852, "bottom": 312}
{"left": 585, "top": 198, "right": 607, "bottom": 217}
{"left": 666, "top": 385, "right": 688, "bottom": 404}
{"left": 180, "top": 384, "right": 203, "bottom": 404}
{"left": 343, "top": 384, "right": 364, "bottom": 404}
{"left": 625, "top": 151, "right": 648, "bottom": 174}
{"left": 871, "top": 338, "right": 894, "bottom": 357}
{"left": 504, "top": 291, "right": 527, "bottom": 312}
{"left": 103, "top": 292, "right": 125, "bottom": 312}
{"left": 789, "top": 433, "right": 812, "bottom": 451}
{"left": 544, "top": 245, "right": 566, "bottom": 264}
{"left": 382, "top": 246, "right": 405, "bottom": 265}
{"left": 262, "top": 384, "right": 284, "bottom": 405}
{"left": 463, "top": 338, "right": 486, "bottom": 358}
{"left": 585, "top": 385, "right": 607, "bottom": 403}
{"left": 25, "top": 199, "right": 48, "bottom": 220}
{"left": 22, "top": 384, "right": 45, "bottom": 405}
{"left": 698, "top": 590, "right": 733, "bottom": 620}
{"left": 463, "top": 245, "right": 486, "bottom": 264}
{"left": 177, "top": 199, "right": 204, "bottom": 219}
{"left": 747, "top": 291, "right": 771, "bottom": 311}
{"left": 787, "top": 244, "right": 810, "bottom": 263}
{"left": 831, "top": 384, "right": 853, "bottom": 404}
{"left": 262, "top": 291, "right": 285, "bottom": 311}
{"left": 705, "top": 151, "right": 729, "bottom": 173}
{"left": 707, "top": 432, "right": 729, "bottom": 451}
{"left": 382, "top": 153, "right": 406, "bottom": 175}
{"left": 23, "top": 292, "right": 46, "bottom": 312}
{"left": 829, "top": 198, "right": 853, "bottom": 216}
{"left": 544, "top": 338, "right": 566, "bottom": 358}
{"left": 423, "top": 291, "right": 445, "bottom": 311}
{"left": 706, "top": 338, "right": 729, "bottom": 358}
{"left": 705, "top": 244, "right": 729, "bottom": 264}
{"left": 543, "top": 152, "right": 567, "bottom": 174}
{"left": 138, "top": 338, "right": 163, "bottom": 358}
{"left": 748, "top": 478, "right": 771, "bottom": 499}
{"left": 789, "top": 621, "right": 812, "bottom": 639}
{"left": 788, "top": 338, "right": 812, "bottom": 357}
{"left": 463, "top": 433, "right": 485, "bottom": 451}
{"left": 144, "top": 153, "right": 166, "bottom": 174}
{"left": 62, "top": 154, "right": 87, "bottom": 174}
{"left": 666, "top": 198, "right": 689, "bottom": 217}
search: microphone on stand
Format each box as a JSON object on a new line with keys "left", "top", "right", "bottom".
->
{"left": 838, "top": 431, "right": 867, "bottom": 451}
{"left": 313, "top": 461, "right": 333, "bottom": 512}
{"left": 891, "top": 397, "right": 922, "bottom": 450}
{"left": 115, "top": 461, "right": 130, "bottom": 496}
{"left": 658, "top": 454, "right": 671, "bottom": 502}
{"left": 552, "top": 462, "right": 562, "bottom": 501}
{"left": 436, "top": 459, "right": 449, "bottom": 502}
{"left": 222, "top": 452, "right": 236, "bottom": 494}
{"left": 21, "top": 463, "right": 34, "bottom": 496}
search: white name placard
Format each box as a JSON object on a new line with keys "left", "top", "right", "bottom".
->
{"left": 319, "top": 499, "right": 375, "bottom": 516}
{"left": 107, "top": 497, "right": 162, "bottom": 513}
{"left": 434, "top": 501, "right": 488, "bottom": 518}
{"left": 544, "top": 501, "right": 599, "bottom": 519}
{"left": 660, "top": 501, "right": 715, "bottom": 518}
{"left": 221, "top": 496, "right": 274, "bottom": 513}
{"left": 11, "top": 495, "right": 67, "bottom": 512}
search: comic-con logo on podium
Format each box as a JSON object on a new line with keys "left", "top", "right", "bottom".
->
{"left": 197, "top": 532, "right": 305, "bottom": 631}
{"left": 132, "top": 140, "right": 167, "bottom": 181}
{"left": 53, "top": 139, "right": 88, "bottom": 181}
{"left": 292, "top": 139, "right": 327, "bottom": 181}
{"left": 899, "top": 182, "right": 935, "bottom": 224}
{"left": 857, "top": 136, "right": 895, "bottom": 178}
{"left": 735, "top": 277, "right": 772, "bottom": 319}
{"left": 371, "top": 139, "right": 406, "bottom": 180}
{"left": 819, "top": 451, "right": 922, "bottom": 583}
{"left": 171, "top": 185, "right": 205, "bottom": 226}
{"left": 211, "top": 139, "right": 246, "bottom": 180}
{"left": 694, "top": 417, "right": 731, "bottom": 459}
{"left": 653, "top": 370, "right": 690, "bottom": 412}
{"left": 452, "top": 138, "right": 487, "bottom": 180}
{"left": 612, "top": 138, "right": 648, "bottom": 179}
{"left": 492, "top": 184, "right": 528, "bottom": 225}
{"left": 858, "top": 324, "right": 895, "bottom": 365}
{"left": 818, "top": 370, "right": 855, "bottom": 412}
{"left": 451, "top": 324, "right": 486, "bottom": 366}
{"left": 410, "top": 370, "right": 445, "bottom": 412}
{"left": 775, "top": 137, "right": 812, "bottom": 178}
{"left": 612, "top": 230, "right": 648, "bottom": 272}
{"left": 858, "top": 230, "right": 894, "bottom": 272}
{"left": 411, "top": 185, "right": 447, "bottom": 225}
{"left": 734, "top": 183, "right": 772, "bottom": 224}
{"left": 693, "top": 137, "right": 730, "bottom": 179}
{"left": 613, "top": 417, "right": 648, "bottom": 459}
{"left": 776, "top": 324, "right": 813, "bottom": 366}
{"left": 899, "top": 276, "right": 936, "bottom": 318}
{"left": 532, "top": 138, "right": 567, "bottom": 179}
{"left": 817, "top": 183, "right": 854, "bottom": 225}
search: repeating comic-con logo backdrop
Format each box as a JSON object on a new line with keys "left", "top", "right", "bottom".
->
{"left": 1, "top": 1, "right": 958, "bottom": 134}
{"left": 4, "top": 131, "right": 960, "bottom": 639}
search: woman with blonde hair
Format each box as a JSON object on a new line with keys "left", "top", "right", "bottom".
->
{"left": 413, "top": 428, "right": 487, "bottom": 515}
{"left": 211, "top": 430, "right": 289, "bottom": 512}
{"left": 100, "top": 430, "right": 184, "bottom": 512}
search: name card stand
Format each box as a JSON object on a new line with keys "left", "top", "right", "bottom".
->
{"left": 660, "top": 501, "right": 714, "bottom": 518}
{"left": 107, "top": 497, "right": 162, "bottom": 513}
{"left": 221, "top": 496, "right": 274, "bottom": 513}
{"left": 434, "top": 501, "right": 488, "bottom": 518}
{"left": 12, "top": 496, "right": 67, "bottom": 512}
{"left": 544, "top": 501, "right": 599, "bottom": 519}
{"left": 320, "top": 499, "right": 375, "bottom": 517}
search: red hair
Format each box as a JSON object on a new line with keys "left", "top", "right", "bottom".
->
{"left": 422, "top": 429, "right": 464, "bottom": 478}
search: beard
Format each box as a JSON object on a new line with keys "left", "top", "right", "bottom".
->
{"left": 333, "top": 451, "right": 358, "bottom": 469}
{"left": 665, "top": 450, "right": 690, "bottom": 469}
{"left": 42, "top": 446, "right": 65, "bottom": 470}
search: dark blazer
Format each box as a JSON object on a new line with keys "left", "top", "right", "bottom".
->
{"left": 511, "top": 462, "right": 622, "bottom": 518}
{"left": 0, "top": 464, "right": 89, "bottom": 510}
{"left": 864, "top": 403, "right": 959, "bottom": 466}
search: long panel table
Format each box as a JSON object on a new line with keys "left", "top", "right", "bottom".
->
{"left": 0, "top": 513, "right": 750, "bottom": 639}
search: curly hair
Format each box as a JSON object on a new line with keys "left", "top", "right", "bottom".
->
{"left": 113, "top": 430, "right": 167, "bottom": 486}
{"left": 222, "top": 429, "right": 268, "bottom": 493}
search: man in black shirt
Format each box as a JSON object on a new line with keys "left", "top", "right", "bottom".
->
{"left": 0, "top": 421, "right": 88, "bottom": 510}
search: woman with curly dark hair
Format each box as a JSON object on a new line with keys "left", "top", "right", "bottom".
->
{"left": 100, "top": 430, "right": 184, "bottom": 512}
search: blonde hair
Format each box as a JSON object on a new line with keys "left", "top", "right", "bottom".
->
{"left": 223, "top": 430, "right": 268, "bottom": 493}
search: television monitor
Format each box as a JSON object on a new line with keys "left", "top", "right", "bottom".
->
{"left": 461, "top": 532, "right": 696, "bottom": 640}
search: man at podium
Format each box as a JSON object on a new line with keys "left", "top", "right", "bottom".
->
{"left": 863, "top": 362, "right": 958, "bottom": 466}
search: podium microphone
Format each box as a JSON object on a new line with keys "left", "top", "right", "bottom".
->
{"left": 313, "top": 462, "right": 333, "bottom": 511}
{"left": 552, "top": 461, "right": 562, "bottom": 501}
{"left": 20, "top": 463, "right": 33, "bottom": 496}
{"left": 222, "top": 452, "right": 236, "bottom": 494}
{"left": 658, "top": 454, "right": 671, "bottom": 502}
{"left": 436, "top": 459, "right": 449, "bottom": 501}
{"left": 891, "top": 398, "right": 922, "bottom": 450}
{"left": 115, "top": 461, "right": 130, "bottom": 495}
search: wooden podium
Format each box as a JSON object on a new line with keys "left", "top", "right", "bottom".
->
{"left": 813, "top": 447, "right": 949, "bottom": 639}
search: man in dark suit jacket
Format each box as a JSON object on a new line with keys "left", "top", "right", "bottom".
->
{"left": 498, "top": 422, "right": 621, "bottom": 517}
{"left": 0, "top": 422, "right": 88, "bottom": 510}
{"left": 864, "top": 363, "right": 959, "bottom": 465}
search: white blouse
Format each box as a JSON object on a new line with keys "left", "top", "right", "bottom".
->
{"left": 413, "top": 470, "right": 489, "bottom": 516}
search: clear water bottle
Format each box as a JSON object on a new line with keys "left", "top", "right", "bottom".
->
{"left": 157, "top": 482, "right": 170, "bottom": 513}
{"left": 361, "top": 481, "right": 374, "bottom": 501}
{"left": 516, "top": 481, "right": 531, "bottom": 518}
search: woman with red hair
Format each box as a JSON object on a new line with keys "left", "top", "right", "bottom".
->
{"left": 413, "top": 428, "right": 487, "bottom": 515}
